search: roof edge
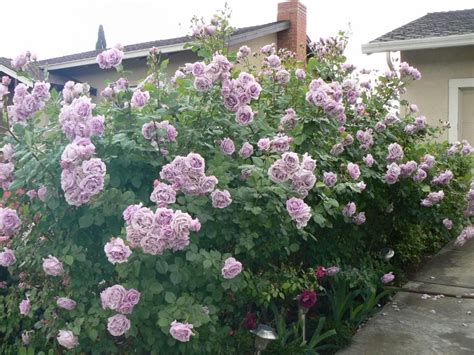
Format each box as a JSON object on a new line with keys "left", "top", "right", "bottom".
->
{"left": 0, "top": 64, "right": 33, "bottom": 86}
{"left": 40, "top": 42, "right": 187, "bottom": 71}
{"left": 362, "top": 33, "right": 474, "bottom": 54}
{"left": 229, "top": 20, "right": 289, "bottom": 45}
{"left": 39, "top": 21, "right": 291, "bottom": 71}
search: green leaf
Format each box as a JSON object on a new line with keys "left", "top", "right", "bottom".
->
{"left": 156, "top": 259, "right": 168, "bottom": 274}
{"left": 164, "top": 292, "right": 176, "bottom": 303}
{"left": 313, "top": 214, "right": 326, "bottom": 227}
{"left": 170, "top": 272, "right": 182, "bottom": 285}
{"left": 63, "top": 255, "right": 74, "bottom": 266}
{"left": 203, "top": 260, "right": 212, "bottom": 269}
{"left": 79, "top": 214, "right": 94, "bottom": 229}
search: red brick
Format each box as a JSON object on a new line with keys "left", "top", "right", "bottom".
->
{"left": 276, "top": 0, "right": 307, "bottom": 61}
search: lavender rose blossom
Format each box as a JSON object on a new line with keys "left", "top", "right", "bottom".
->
{"left": 107, "top": 314, "right": 131, "bottom": 336}
{"left": 347, "top": 162, "right": 361, "bottom": 180}
{"left": 170, "top": 320, "right": 194, "bottom": 342}
{"left": 42, "top": 255, "right": 64, "bottom": 276}
{"left": 220, "top": 138, "right": 235, "bottom": 155}
{"left": 238, "top": 142, "right": 254, "bottom": 159}
{"left": 381, "top": 272, "right": 395, "bottom": 284}
{"left": 104, "top": 237, "right": 132, "bottom": 264}
{"left": 56, "top": 297, "right": 77, "bottom": 310}
{"left": 323, "top": 172, "right": 337, "bottom": 187}
{"left": 0, "top": 247, "right": 16, "bottom": 267}
{"left": 221, "top": 257, "right": 242, "bottom": 279}
{"left": 211, "top": 189, "right": 232, "bottom": 209}
{"left": 286, "top": 197, "right": 312, "bottom": 229}
{"left": 57, "top": 330, "right": 79, "bottom": 349}
{"left": 19, "top": 298, "right": 30, "bottom": 315}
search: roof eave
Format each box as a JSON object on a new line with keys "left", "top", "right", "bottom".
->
{"left": 362, "top": 33, "right": 474, "bottom": 54}
{"left": 228, "top": 21, "right": 289, "bottom": 45}
{"left": 40, "top": 42, "right": 187, "bottom": 71}
{"left": 0, "top": 64, "right": 33, "bottom": 87}
{"left": 40, "top": 21, "right": 291, "bottom": 71}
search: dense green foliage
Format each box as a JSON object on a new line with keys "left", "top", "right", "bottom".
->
{"left": 0, "top": 11, "right": 472, "bottom": 354}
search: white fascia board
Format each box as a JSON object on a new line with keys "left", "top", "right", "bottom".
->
{"left": 362, "top": 33, "right": 474, "bottom": 54}
{"left": 0, "top": 64, "right": 33, "bottom": 87}
{"left": 40, "top": 43, "right": 188, "bottom": 71}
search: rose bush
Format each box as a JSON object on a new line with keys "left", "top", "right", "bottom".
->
{"left": 0, "top": 10, "right": 473, "bottom": 353}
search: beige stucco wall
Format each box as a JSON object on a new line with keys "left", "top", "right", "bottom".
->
{"left": 53, "top": 33, "right": 278, "bottom": 97}
{"left": 461, "top": 88, "right": 474, "bottom": 144}
{"left": 230, "top": 33, "right": 278, "bottom": 67}
{"left": 401, "top": 46, "right": 474, "bottom": 141}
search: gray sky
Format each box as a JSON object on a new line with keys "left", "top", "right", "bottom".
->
{"left": 2, "top": 0, "right": 473, "bottom": 71}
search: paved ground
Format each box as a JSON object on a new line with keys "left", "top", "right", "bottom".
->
{"left": 339, "top": 239, "right": 474, "bottom": 355}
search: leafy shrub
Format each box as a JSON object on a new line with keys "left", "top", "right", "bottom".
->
{"left": 0, "top": 10, "right": 472, "bottom": 353}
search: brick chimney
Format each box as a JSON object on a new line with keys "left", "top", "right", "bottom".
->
{"left": 277, "top": 0, "right": 307, "bottom": 61}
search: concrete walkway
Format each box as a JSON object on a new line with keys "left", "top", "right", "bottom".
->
{"left": 339, "top": 239, "right": 474, "bottom": 355}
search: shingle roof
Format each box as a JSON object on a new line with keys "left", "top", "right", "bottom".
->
{"left": 39, "top": 21, "right": 290, "bottom": 66}
{"left": 370, "top": 8, "right": 474, "bottom": 43}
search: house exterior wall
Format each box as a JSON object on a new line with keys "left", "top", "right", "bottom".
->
{"left": 461, "top": 88, "right": 474, "bottom": 144}
{"left": 51, "top": 33, "right": 278, "bottom": 97}
{"left": 401, "top": 46, "right": 474, "bottom": 141}
{"left": 229, "top": 33, "right": 278, "bottom": 67}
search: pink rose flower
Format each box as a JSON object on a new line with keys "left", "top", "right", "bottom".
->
{"left": 268, "top": 162, "right": 290, "bottom": 183}
{"left": 220, "top": 138, "right": 235, "bottom": 155}
{"left": 238, "top": 142, "right": 254, "bottom": 159}
{"left": 0, "top": 207, "right": 21, "bottom": 236}
{"left": 37, "top": 186, "right": 48, "bottom": 202}
{"left": 104, "top": 237, "right": 132, "bottom": 264}
{"left": 131, "top": 90, "right": 150, "bottom": 108}
{"left": 42, "top": 255, "right": 64, "bottom": 276}
{"left": 235, "top": 105, "right": 254, "bottom": 126}
{"left": 387, "top": 143, "right": 404, "bottom": 162}
{"left": 343, "top": 202, "right": 356, "bottom": 217}
{"left": 413, "top": 168, "right": 427, "bottom": 182}
{"left": 286, "top": 197, "right": 311, "bottom": 229}
{"left": 257, "top": 138, "right": 271, "bottom": 151}
{"left": 443, "top": 218, "right": 453, "bottom": 230}
{"left": 19, "top": 298, "right": 30, "bottom": 315}
{"left": 281, "top": 152, "right": 300, "bottom": 174}
{"left": 298, "top": 290, "right": 317, "bottom": 309}
{"left": 107, "top": 314, "right": 131, "bottom": 336}
{"left": 326, "top": 266, "right": 341, "bottom": 276}
{"left": 150, "top": 182, "right": 176, "bottom": 207}
{"left": 455, "top": 225, "right": 474, "bottom": 246}
{"left": 123, "top": 203, "right": 143, "bottom": 225}
{"left": 353, "top": 212, "right": 366, "bottom": 225}
{"left": 100, "top": 284, "right": 127, "bottom": 311}
{"left": 0, "top": 247, "right": 16, "bottom": 267}
{"left": 323, "top": 172, "right": 337, "bottom": 187}
{"left": 123, "top": 288, "right": 141, "bottom": 306}
{"left": 295, "top": 68, "right": 306, "bottom": 80}
{"left": 420, "top": 190, "right": 445, "bottom": 207}
{"left": 363, "top": 154, "right": 375, "bottom": 167}
{"left": 211, "top": 189, "right": 232, "bottom": 209}
{"left": 170, "top": 320, "right": 194, "bottom": 342}
{"left": 385, "top": 163, "right": 401, "bottom": 185}
{"left": 301, "top": 153, "right": 316, "bottom": 171}
{"left": 381, "top": 272, "right": 395, "bottom": 284}
{"left": 347, "top": 162, "right": 361, "bottom": 180}
{"left": 57, "top": 330, "right": 79, "bottom": 349}
{"left": 221, "top": 257, "right": 243, "bottom": 279}
{"left": 56, "top": 297, "right": 77, "bottom": 310}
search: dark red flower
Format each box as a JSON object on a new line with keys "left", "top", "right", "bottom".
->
{"left": 298, "top": 290, "right": 317, "bottom": 309}
{"left": 244, "top": 312, "right": 257, "bottom": 330}
{"left": 315, "top": 266, "right": 327, "bottom": 279}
